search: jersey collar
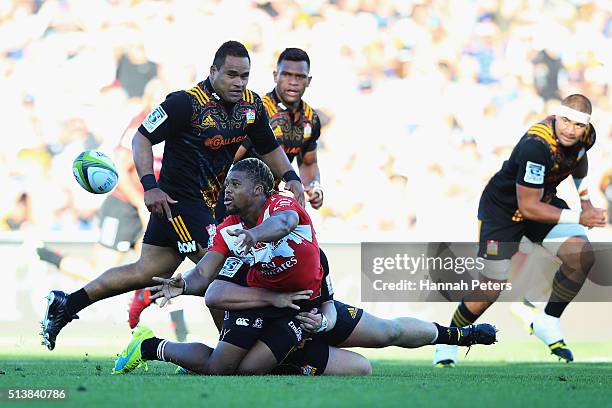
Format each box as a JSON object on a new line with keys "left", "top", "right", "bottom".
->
{"left": 203, "top": 77, "right": 222, "bottom": 101}
{"left": 270, "top": 88, "right": 303, "bottom": 114}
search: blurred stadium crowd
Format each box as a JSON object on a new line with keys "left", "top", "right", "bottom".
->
{"left": 1, "top": 0, "right": 611, "bottom": 241}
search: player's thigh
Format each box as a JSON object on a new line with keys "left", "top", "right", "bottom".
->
{"left": 478, "top": 217, "right": 523, "bottom": 281}
{"left": 236, "top": 340, "right": 278, "bottom": 375}
{"left": 134, "top": 243, "right": 183, "bottom": 279}
{"left": 213, "top": 310, "right": 263, "bottom": 374}
{"left": 323, "top": 347, "right": 371, "bottom": 376}
{"left": 207, "top": 341, "right": 249, "bottom": 375}
{"left": 142, "top": 201, "right": 215, "bottom": 261}
{"left": 338, "top": 310, "right": 395, "bottom": 348}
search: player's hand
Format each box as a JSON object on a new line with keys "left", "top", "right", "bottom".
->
{"left": 270, "top": 290, "right": 313, "bottom": 310}
{"left": 146, "top": 273, "right": 185, "bottom": 308}
{"left": 296, "top": 308, "right": 323, "bottom": 332}
{"left": 284, "top": 180, "right": 306, "bottom": 207}
{"left": 228, "top": 228, "right": 258, "bottom": 255}
{"left": 579, "top": 207, "right": 607, "bottom": 228}
{"left": 144, "top": 188, "right": 177, "bottom": 220}
{"left": 304, "top": 184, "right": 323, "bottom": 209}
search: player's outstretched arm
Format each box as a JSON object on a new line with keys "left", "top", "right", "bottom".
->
{"left": 147, "top": 251, "right": 225, "bottom": 306}
{"left": 205, "top": 279, "right": 312, "bottom": 310}
{"left": 228, "top": 210, "right": 299, "bottom": 254}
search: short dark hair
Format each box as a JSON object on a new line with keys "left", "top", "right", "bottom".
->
{"left": 277, "top": 48, "right": 310, "bottom": 69}
{"left": 231, "top": 158, "right": 275, "bottom": 197}
{"left": 213, "top": 41, "right": 250, "bottom": 68}
{"left": 562, "top": 94, "right": 592, "bottom": 115}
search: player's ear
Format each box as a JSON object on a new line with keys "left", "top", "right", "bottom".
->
{"left": 210, "top": 64, "right": 218, "bottom": 79}
{"left": 273, "top": 70, "right": 278, "bottom": 84}
{"left": 306, "top": 75, "right": 312, "bottom": 87}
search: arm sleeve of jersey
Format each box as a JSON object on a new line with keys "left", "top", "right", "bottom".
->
{"left": 138, "top": 91, "right": 192, "bottom": 145}
{"left": 208, "top": 223, "right": 230, "bottom": 256}
{"left": 515, "top": 139, "right": 552, "bottom": 188}
{"left": 248, "top": 95, "right": 279, "bottom": 156}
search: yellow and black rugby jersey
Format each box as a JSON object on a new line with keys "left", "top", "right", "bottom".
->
{"left": 480, "top": 115, "right": 596, "bottom": 217}
{"left": 139, "top": 78, "right": 278, "bottom": 210}
{"left": 243, "top": 89, "right": 321, "bottom": 164}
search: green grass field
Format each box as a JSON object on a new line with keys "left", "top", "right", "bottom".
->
{"left": 2, "top": 342, "right": 611, "bottom": 408}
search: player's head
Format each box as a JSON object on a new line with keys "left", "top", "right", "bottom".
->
{"left": 224, "top": 158, "right": 275, "bottom": 215}
{"left": 554, "top": 94, "right": 592, "bottom": 147}
{"left": 210, "top": 41, "right": 251, "bottom": 103}
{"left": 274, "top": 48, "right": 311, "bottom": 108}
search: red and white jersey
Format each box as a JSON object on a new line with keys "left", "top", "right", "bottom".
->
{"left": 112, "top": 109, "right": 164, "bottom": 203}
{"left": 209, "top": 195, "right": 322, "bottom": 298}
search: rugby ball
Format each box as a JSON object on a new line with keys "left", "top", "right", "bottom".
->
{"left": 72, "top": 150, "right": 119, "bottom": 194}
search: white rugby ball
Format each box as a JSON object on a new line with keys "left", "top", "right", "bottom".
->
{"left": 72, "top": 150, "right": 119, "bottom": 194}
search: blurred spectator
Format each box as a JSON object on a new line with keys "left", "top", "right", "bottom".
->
{"left": 1, "top": 0, "right": 611, "bottom": 241}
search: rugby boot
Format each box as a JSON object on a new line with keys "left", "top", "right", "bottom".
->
{"left": 128, "top": 289, "right": 153, "bottom": 329}
{"left": 41, "top": 290, "right": 79, "bottom": 350}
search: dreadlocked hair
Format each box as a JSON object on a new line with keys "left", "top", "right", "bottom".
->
{"left": 232, "top": 158, "right": 275, "bottom": 197}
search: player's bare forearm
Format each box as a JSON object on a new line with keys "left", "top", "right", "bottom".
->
{"left": 204, "top": 280, "right": 279, "bottom": 310}
{"left": 299, "top": 160, "right": 320, "bottom": 186}
{"left": 132, "top": 131, "right": 155, "bottom": 179}
{"left": 517, "top": 184, "right": 563, "bottom": 223}
{"left": 183, "top": 251, "right": 225, "bottom": 296}
{"left": 260, "top": 146, "right": 293, "bottom": 179}
{"left": 249, "top": 210, "right": 299, "bottom": 242}
{"left": 233, "top": 145, "right": 249, "bottom": 163}
{"left": 321, "top": 300, "right": 337, "bottom": 331}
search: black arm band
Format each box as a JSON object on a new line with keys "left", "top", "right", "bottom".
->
{"left": 282, "top": 170, "right": 301, "bottom": 183}
{"left": 140, "top": 174, "right": 158, "bottom": 191}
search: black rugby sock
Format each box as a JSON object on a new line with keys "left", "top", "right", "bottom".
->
{"left": 141, "top": 337, "right": 163, "bottom": 361}
{"left": 66, "top": 288, "right": 93, "bottom": 315}
{"left": 450, "top": 300, "right": 480, "bottom": 327}
{"left": 544, "top": 270, "right": 583, "bottom": 318}
{"left": 433, "top": 323, "right": 462, "bottom": 345}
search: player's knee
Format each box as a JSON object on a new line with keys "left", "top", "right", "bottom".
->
{"left": 559, "top": 237, "right": 595, "bottom": 273}
{"left": 383, "top": 320, "right": 402, "bottom": 346}
{"left": 349, "top": 355, "right": 372, "bottom": 376}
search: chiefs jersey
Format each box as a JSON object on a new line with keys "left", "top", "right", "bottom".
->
{"left": 209, "top": 194, "right": 322, "bottom": 298}
{"left": 139, "top": 78, "right": 279, "bottom": 209}
{"left": 480, "top": 115, "right": 596, "bottom": 221}
{"left": 242, "top": 89, "right": 321, "bottom": 165}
